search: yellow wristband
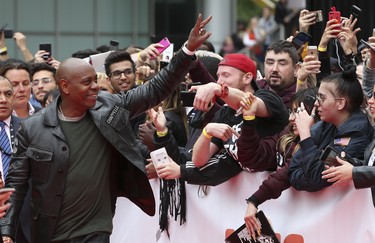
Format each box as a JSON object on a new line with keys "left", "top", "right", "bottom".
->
{"left": 156, "top": 128, "right": 168, "bottom": 137}
{"left": 297, "top": 79, "right": 306, "bottom": 85}
{"left": 202, "top": 127, "right": 213, "bottom": 139}
{"left": 243, "top": 115, "right": 255, "bottom": 121}
{"left": 0, "top": 47, "right": 7, "bottom": 54}
{"left": 318, "top": 46, "right": 327, "bottom": 52}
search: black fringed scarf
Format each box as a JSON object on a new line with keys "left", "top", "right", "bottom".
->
{"left": 159, "top": 177, "right": 186, "bottom": 237}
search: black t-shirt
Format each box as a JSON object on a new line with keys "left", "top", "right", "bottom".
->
{"left": 211, "top": 89, "right": 289, "bottom": 161}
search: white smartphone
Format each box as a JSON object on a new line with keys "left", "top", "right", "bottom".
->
{"left": 307, "top": 45, "right": 318, "bottom": 59}
{"left": 0, "top": 187, "right": 15, "bottom": 194}
{"left": 150, "top": 147, "right": 169, "bottom": 167}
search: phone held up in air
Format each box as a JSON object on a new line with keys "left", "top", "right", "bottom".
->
{"left": 351, "top": 5, "right": 362, "bottom": 19}
{"left": 0, "top": 24, "right": 13, "bottom": 39}
{"left": 109, "top": 40, "right": 119, "bottom": 51}
{"left": 151, "top": 37, "right": 171, "bottom": 60}
{"left": 302, "top": 95, "right": 316, "bottom": 115}
{"left": 310, "top": 10, "right": 323, "bottom": 22}
{"left": 307, "top": 45, "right": 318, "bottom": 59}
{"left": 291, "top": 32, "right": 311, "bottom": 50}
{"left": 328, "top": 6, "right": 341, "bottom": 35}
{"left": 39, "top": 43, "right": 52, "bottom": 60}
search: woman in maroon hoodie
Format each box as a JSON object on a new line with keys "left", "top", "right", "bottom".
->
{"left": 237, "top": 87, "right": 318, "bottom": 237}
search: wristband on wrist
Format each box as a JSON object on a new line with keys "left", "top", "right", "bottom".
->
{"left": 243, "top": 115, "right": 255, "bottom": 121}
{"left": 318, "top": 46, "right": 327, "bottom": 52}
{"left": 156, "top": 128, "right": 168, "bottom": 137}
{"left": 137, "top": 52, "right": 143, "bottom": 61}
{"left": 202, "top": 127, "right": 213, "bottom": 139}
{"left": 0, "top": 47, "right": 8, "bottom": 55}
{"left": 297, "top": 79, "right": 306, "bottom": 85}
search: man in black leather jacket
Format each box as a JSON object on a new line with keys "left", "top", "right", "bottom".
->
{"left": 0, "top": 14, "right": 212, "bottom": 243}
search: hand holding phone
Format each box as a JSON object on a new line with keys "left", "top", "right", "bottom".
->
{"left": 307, "top": 46, "right": 318, "bottom": 60}
{"left": 310, "top": 10, "right": 323, "bottom": 23}
{"left": 39, "top": 43, "right": 52, "bottom": 60}
{"left": 154, "top": 37, "right": 171, "bottom": 58}
{"left": 328, "top": 7, "right": 341, "bottom": 35}
{"left": 320, "top": 146, "right": 354, "bottom": 167}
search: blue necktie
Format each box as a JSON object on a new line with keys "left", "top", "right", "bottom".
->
{"left": 0, "top": 121, "right": 11, "bottom": 179}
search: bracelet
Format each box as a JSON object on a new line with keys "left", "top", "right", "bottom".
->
{"left": 182, "top": 42, "right": 195, "bottom": 56}
{"left": 318, "top": 46, "right": 327, "bottom": 52}
{"left": 202, "top": 127, "right": 213, "bottom": 139}
{"left": 156, "top": 128, "right": 168, "bottom": 137}
{"left": 219, "top": 83, "right": 229, "bottom": 98}
{"left": 137, "top": 52, "right": 142, "bottom": 61}
{"left": 0, "top": 47, "right": 8, "bottom": 55}
{"left": 297, "top": 79, "right": 306, "bottom": 85}
{"left": 243, "top": 115, "right": 255, "bottom": 121}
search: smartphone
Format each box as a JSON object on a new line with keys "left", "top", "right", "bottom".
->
{"left": 156, "top": 37, "right": 171, "bottom": 55}
{"left": 291, "top": 32, "right": 312, "bottom": 50}
{"left": 307, "top": 45, "right": 318, "bottom": 59}
{"left": 302, "top": 95, "right": 316, "bottom": 115}
{"left": 150, "top": 147, "right": 169, "bottom": 167}
{"left": 0, "top": 24, "right": 13, "bottom": 39}
{"left": 351, "top": 5, "right": 362, "bottom": 19}
{"left": 39, "top": 43, "right": 52, "bottom": 60}
{"left": 0, "top": 187, "right": 15, "bottom": 194}
{"left": 360, "top": 39, "right": 375, "bottom": 53}
{"left": 180, "top": 91, "right": 196, "bottom": 107}
{"left": 109, "top": 40, "right": 119, "bottom": 51}
{"left": 328, "top": 7, "right": 341, "bottom": 35}
{"left": 310, "top": 10, "right": 323, "bottom": 22}
{"left": 3, "top": 29, "right": 13, "bottom": 39}
{"left": 320, "top": 146, "right": 354, "bottom": 167}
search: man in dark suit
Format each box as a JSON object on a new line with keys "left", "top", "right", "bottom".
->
{"left": 0, "top": 14, "right": 212, "bottom": 243}
{"left": 0, "top": 76, "right": 19, "bottom": 216}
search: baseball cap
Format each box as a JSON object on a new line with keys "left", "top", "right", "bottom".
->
{"left": 218, "top": 53, "right": 257, "bottom": 78}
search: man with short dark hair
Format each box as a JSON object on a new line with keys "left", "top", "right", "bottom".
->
{"left": 30, "top": 62, "right": 57, "bottom": 108}
{"left": 257, "top": 40, "right": 299, "bottom": 106}
{"left": 0, "top": 14, "right": 212, "bottom": 243}
{"left": 104, "top": 51, "right": 137, "bottom": 93}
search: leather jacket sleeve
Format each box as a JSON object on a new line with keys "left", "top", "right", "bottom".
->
{"left": 118, "top": 50, "right": 195, "bottom": 120}
{"left": 353, "top": 166, "right": 375, "bottom": 189}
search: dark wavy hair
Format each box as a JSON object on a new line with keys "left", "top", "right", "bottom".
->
{"left": 104, "top": 51, "right": 135, "bottom": 76}
{"left": 266, "top": 40, "right": 299, "bottom": 65}
{"left": 320, "top": 64, "right": 363, "bottom": 113}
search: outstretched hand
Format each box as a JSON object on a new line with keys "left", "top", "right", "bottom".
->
{"left": 185, "top": 14, "right": 212, "bottom": 52}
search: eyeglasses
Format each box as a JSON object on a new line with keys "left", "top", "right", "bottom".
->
{"left": 32, "top": 78, "right": 53, "bottom": 86}
{"left": 315, "top": 94, "right": 341, "bottom": 104}
{"left": 109, "top": 68, "right": 135, "bottom": 80}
